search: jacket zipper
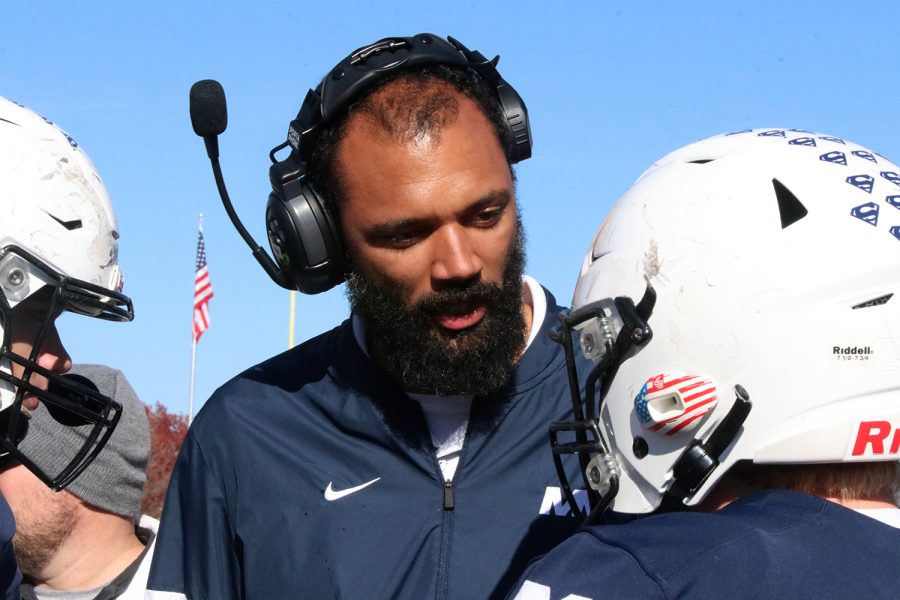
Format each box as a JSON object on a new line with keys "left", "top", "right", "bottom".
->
{"left": 435, "top": 451, "right": 466, "bottom": 600}
{"left": 443, "top": 479, "right": 454, "bottom": 510}
{"left": 433, "top": 415, "right": 471, "bottom": 599}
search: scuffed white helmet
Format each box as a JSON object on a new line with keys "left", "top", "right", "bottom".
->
{"left": 556, "top": 129, "right": 900, "bottom": 516}
{"left": 0, "top": 97, "right": 133, "bottom": 489}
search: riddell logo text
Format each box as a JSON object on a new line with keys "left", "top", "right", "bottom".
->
{"left": 833, "top": 346, "right": 873, "bottom": 355}
{"left": 851, "top": 421, "right": 900, "bottom": 457}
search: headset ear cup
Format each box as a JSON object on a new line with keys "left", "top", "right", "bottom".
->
{"left": 301, "top": 181, "right": 347, "bottom": 285}
{"left": 265, "top": 179, "right": 346, "bottom": 294}
{"left": 494, "top": 81, "right": 532, "bottom": 163}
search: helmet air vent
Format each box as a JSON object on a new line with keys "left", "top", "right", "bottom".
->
{"left": 772, "top": 178, "right": 808, "bottom": 229}
{"left": 852, "top": 293, "right": 893, "bottom": 310}
{"left": 686, "top": 159, "right": 714, "bottom": 164}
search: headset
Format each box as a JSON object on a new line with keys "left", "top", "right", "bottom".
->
{"left": 192, "top": 33, "right": 532, "bottom": 294}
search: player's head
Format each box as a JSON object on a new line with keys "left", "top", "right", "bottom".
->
{"left": 302, "top": 35, "right": 532, "bottom": 394}
{"left": 0, "top": 98, "right": 133, "bottom": 490}
{"left": 552, "top": 129, "right": 900, "bottom": 517}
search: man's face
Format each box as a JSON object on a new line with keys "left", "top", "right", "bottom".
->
{"left": 337, "top": 92, "right": 528, "bottom": 395}
{"left": 0, "top": 463, "right": 80, "bottom": 577}
{"left": 6, "top": 286, "right": 71, "bottom": 411}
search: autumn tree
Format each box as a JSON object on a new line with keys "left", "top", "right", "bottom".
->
{"left": 141, "top": 402, "right": 188, "bottom": 518}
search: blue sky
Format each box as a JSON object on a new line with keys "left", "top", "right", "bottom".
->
{"left": 2, "top": 2, "right": 896, "bottom": 414}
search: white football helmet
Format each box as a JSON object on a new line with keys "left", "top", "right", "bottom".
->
{"left": 0, "top": 97, "right": 133, "bottom": 489}
{"left": 553, "top": 129, "right": 900, "bottom": 518}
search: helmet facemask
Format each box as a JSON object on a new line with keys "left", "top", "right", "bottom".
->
{"left": 0, "top": 245, "right": 132, "bottom": 490}
{"left": 549, "top": 286, "right": 655, "bottom": 524}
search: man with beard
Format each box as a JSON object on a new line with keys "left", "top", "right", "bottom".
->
{"left": 147, "top": 34, "right": 584, "bottom": 600}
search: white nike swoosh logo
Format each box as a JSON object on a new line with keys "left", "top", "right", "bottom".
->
{"left": 324, "top": 477, "right": 381, "bottom": 501}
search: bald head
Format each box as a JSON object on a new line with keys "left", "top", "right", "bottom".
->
{"left": 352, "top": 78, "right": 462, "bottom": 146}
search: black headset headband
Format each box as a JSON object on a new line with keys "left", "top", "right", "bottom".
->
{"left": 278, "top": 33, "right": 531, "bottom": 166}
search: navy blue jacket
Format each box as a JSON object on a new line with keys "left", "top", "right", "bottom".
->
{"left": 509, "top": 489, "right": 900, "bottom": 599}
{"left": 148, "top": 287, "right": 584, "bottom": 599}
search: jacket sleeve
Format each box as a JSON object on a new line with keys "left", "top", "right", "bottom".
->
{"left": 145, "top": 429, "right": 242, "bottom": 600}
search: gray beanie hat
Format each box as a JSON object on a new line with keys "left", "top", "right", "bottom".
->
{"left": 19, "top": 364, "right": 150, "bottom": 518}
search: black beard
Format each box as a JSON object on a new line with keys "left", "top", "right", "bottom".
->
{"left": 346, "top": 221, "right": 527, "bottom": 396}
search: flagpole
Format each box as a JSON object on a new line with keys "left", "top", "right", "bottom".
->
{"left": 189, "top": 336, "right": 197, "bottom": 425}
{"left": 188, "top": 212, "right": 204, "bottom": 425}
{"left": 288, "top": 291, "right": 296, "bottom": 349}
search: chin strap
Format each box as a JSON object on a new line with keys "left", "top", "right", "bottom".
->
{"left": 659, "top": 385, "right": 753, "bottom": 512}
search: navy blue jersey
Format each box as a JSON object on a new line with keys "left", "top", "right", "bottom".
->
{"left": 509, "top": 489, "right": 900, "bottom": 600}
{"left": 147, "top": 287, "right": 586, "bottom": 599}
{"left": 0, "top": 496, "right": 20, "bottom": 600}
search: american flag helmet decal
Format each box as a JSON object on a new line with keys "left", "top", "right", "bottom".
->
{"left": 634, "top": 372, "right": 718, "bottom": 436}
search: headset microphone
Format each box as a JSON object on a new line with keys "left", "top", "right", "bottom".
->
{"left": 188, "top": 80, "right": 294, "bottom": 290}
{"left": 189, "top": 80, "right": 227, "bottom": 159}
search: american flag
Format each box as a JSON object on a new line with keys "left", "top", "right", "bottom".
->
{"left": 193, "top": 226, "right": 214, "bottom": 342}
{"left": 633, "top": 372, "right": 718, "bottom": 436}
